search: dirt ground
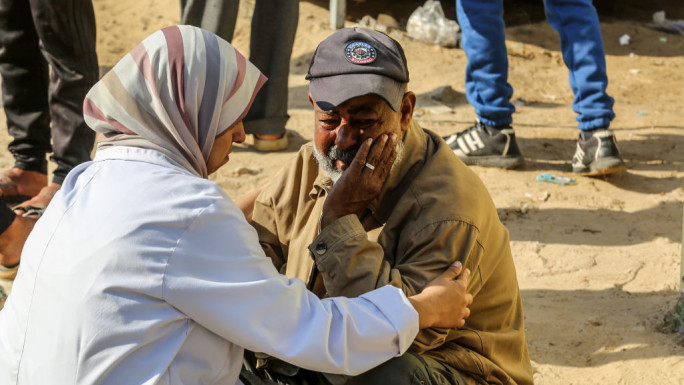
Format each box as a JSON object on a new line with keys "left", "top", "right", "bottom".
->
{"left": 3, "top": 0, "right": 683, "bottom": 383}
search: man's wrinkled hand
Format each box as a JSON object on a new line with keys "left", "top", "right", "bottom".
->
{"left": 321, "top": 134, "right": 398, "bottom": 229}
{"left": 409, "top": 262, "right": 473, "bottom": 329}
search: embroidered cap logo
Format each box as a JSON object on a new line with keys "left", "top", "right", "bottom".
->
{"left": 344, "top": 42, "right": 377, "bottom": 64}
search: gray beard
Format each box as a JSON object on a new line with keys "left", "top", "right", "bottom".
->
{"left": 313, "top": 141, "right": 405, "bottom": 184}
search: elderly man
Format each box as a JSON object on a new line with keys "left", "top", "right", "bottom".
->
{"left": 248, "top": 28, "right": 533, "bottom": 385}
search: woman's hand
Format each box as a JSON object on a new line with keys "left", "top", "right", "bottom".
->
{"left": 408, "top": 262, "right": 473, "bottom": 329}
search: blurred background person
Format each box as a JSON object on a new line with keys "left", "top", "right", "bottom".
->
{"left": 0, "top": 0, "right": 98, "bottom": 213}
{"left": 180, "top": 0, "right": 297, "bottom": 151}
{"left": 444, "top": 0, "right": 626, "bottom": 176}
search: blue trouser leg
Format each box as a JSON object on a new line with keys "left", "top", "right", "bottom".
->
{"left": 456, "top": 0, "right": 514, "bottom": 127}
{"left": 543, "top": 0, "right": 615, "bottom": 130}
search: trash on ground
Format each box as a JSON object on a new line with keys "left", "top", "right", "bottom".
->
{"left": 646, "top": 11, "right": 684, "bottom": 35}
{"left": 520, "top": 202, "right": 531, "bottom": 215}
{"left": 407, "top": 0, "right": 460, "bottom": 48}
{"left": 512, "top": 98, "right": 528, "bottom": 107}
{"left": 356, "top": 14, "right": 399, "bottom": 34}
{"left": 428, "top": 85, "right": 466, "bottom": 105}
{"left": 376, "top": 13, "right": 400, "bottom": 31}
{"left": 357, "top": 15, "right": 377, "bottom": 29}
{"left": 536, "top": 173, "right": 576, "bottom": 186}
{"left": 232, "top": 166, "right": 261, "bottom": 176}
{"left": 619, "top": 34, "right": 631, "bottom": 45}
{"left": 539, "top": 191, "right": 551, "bottom": 201}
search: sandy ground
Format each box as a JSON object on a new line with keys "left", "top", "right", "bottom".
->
{"left": 3, "top": 0, "right": 683, "bottom": 383}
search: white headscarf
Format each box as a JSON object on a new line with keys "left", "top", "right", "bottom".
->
{"left": 83, "top": 25, "right": 266, "bottom": 178}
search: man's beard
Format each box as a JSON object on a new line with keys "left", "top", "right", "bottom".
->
{"left": 313, "top": 140, "right": 404, "bottom": 183}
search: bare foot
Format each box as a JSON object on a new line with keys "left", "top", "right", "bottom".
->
{"left": 0, "top": 215, "right": 36, "bottom": 267}
{"left": 13, "top": 183, "right": 61, "bottom": 218}
{"left": 0, "top": 168, "right": 48, "bottom": 198}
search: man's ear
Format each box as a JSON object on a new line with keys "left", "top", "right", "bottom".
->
{"left": 399, "top": 91, "right": 416, "bottom": 132}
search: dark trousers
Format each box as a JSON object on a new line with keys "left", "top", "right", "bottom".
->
{"left": 241, "top": 351, "right": 467, "bottom": 385}
{"left": 0, "top": 0, "right": 98, "bottom": 185}
{"left": 180, "top": 0, "right": 298, "bottom": 136}
{"left": 0, "top": 199, "right": 14, "bottom": 234}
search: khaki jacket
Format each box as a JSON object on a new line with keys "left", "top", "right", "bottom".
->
{"left": 251, "top": 121, "right": 533, "bottom": 385}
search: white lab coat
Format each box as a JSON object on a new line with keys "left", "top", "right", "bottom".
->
{"left": 0, "top": 146, "right": 418, "bottom": 385}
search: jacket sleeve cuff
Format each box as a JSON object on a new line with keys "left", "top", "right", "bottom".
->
{"left": 307, "top": 214, "right": 366, "bottom": 269}
{"left": 359, "top": 285, "right": 419, "bottom": 355}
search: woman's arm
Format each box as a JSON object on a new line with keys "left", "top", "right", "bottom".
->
{"left": 163, "top": 198, "right": 471, "bottom": 375}
{"left": 233, "top": 184, "right": 267, "bottom": 221}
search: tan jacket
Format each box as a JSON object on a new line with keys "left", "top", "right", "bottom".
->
{"left": 251, "top": 121, "right": 533, "bottom": 385}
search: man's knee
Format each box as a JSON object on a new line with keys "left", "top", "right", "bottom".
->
{"left": 346, "top": 353, "right": 427, "bottom": 385}
{"left": 346, "top": 352, "right": 464, "bottom": 385}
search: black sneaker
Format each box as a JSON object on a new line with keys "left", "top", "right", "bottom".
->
{"left": 571, "top": 129, "right": 626, "bottom": 176}
{"left": 443, "top": 122, "right": 523, "bottom": 168}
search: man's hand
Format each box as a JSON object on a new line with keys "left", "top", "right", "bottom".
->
{"left": 408, "top": 262, "right": 473, "bottom": 329}
{"left": 321, "top": 134, "right": 398, "bottom": 229}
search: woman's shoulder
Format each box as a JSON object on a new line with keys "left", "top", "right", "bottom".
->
{"left": 72, "top": 150, "right": 231, "bottom": 216}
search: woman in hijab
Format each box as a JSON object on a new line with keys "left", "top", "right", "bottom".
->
{"left": 0, "top": 26, "right": 471, "bottom": 384}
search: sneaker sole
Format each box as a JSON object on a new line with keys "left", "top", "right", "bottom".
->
{"left": 577, "top": 164, "right": 627, "bottom": 177}
{"left": 457, "top": 153, "right": 524, "bottom": 169}
{"left": 573, "top": 157, "right": 627, "bottom": 176}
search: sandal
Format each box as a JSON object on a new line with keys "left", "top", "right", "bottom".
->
{"left": 253, "top": 133, "right": 288, "bottom": 152}
{"left": 12, "top": 184, "right": 60, "bottom": 219}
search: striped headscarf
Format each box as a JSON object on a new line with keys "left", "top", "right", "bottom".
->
{"left": 83, "top": 25, "right": 266, "bottom": 178}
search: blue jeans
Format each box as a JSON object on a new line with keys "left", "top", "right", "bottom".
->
{"left": 455, "top": 0, "right": 615, "bottom": 131}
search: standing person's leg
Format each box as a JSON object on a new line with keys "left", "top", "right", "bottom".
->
{"left": 442, "top": 0, "right": 522, "bottom": 168}
{"left": 543, "top": 0, "right": 614, "bottom": 130}
{"left": 0, "top": 0, "right": 50, "bottom": 198}
{"left": 543, "top": 0, "right": 625, "bottom": 175}
{"left": 180, "top": 0, "right": 239, "bottom": 42}
{"left": 457, "top": 0, "right": 512, "bottom": 127}
{"left": 9, "top": 0, "right": 100, "bottom": 216}
{"left": 0, "top": 199, "right": 36, "bottom": 311}
{"left": 244, "top": 0, "right": 298, "bottom": 152}
{"left": 29, "top": 0, "right": 99, "bottom": 186}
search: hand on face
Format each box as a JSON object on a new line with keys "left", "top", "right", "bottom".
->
{"left": 320, "top": 133, "right": 398, "bottom": 229}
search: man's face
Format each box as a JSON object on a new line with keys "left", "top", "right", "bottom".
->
{"left": 310, "top": 93, "right": 414, "bottom": 182}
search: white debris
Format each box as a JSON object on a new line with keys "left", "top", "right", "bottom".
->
{"left": 619, "top": 34, "right": 630, "bottom": 45}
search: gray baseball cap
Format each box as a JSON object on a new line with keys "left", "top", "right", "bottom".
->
{"left": 306, "top": 27, "right": 409, "bottom": 111}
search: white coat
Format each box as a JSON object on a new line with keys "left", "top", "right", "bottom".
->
{"left": 0, "top": 147, "right": 418, "bottom": 385}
